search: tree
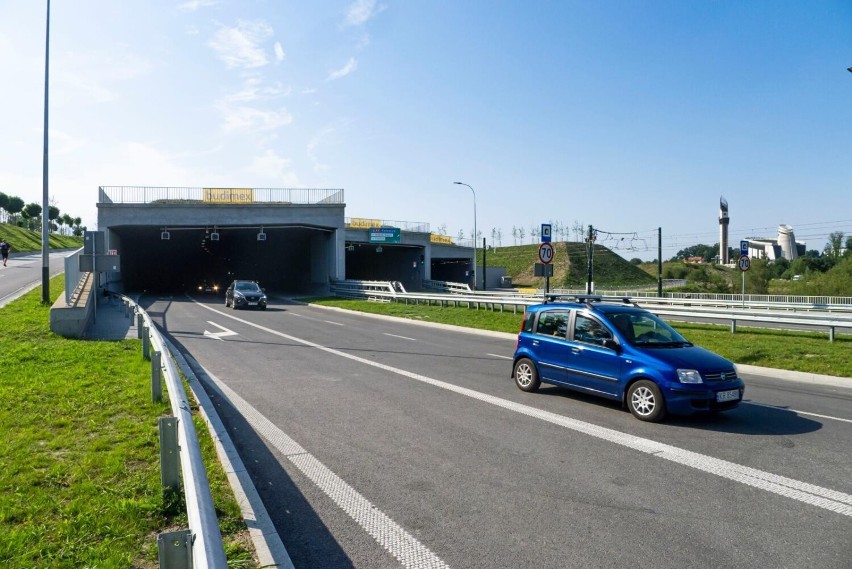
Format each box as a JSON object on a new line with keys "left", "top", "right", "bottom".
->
{"left": 518, "top": 227, "right": 525, "bottom": 242}
{"left": 630, "top": 258, "right": 643, "bottom": 265}
{"left": 845, "top": 236, "right": 852, "bottom": 258}
{"left": 6, "top": 196, "right": 24, "bottom": 224}
{"left": 23, "top": 203, "right": 42, "bottom": 231}
{"left": 827, "top": 231, "right": 845, "bottom": 258}
{"left": 0, "top": 192, "right": 8, "bottom": 222}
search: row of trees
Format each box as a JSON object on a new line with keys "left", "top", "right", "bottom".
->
{"left": 0, "top": 192, "right": 85, "bottom": 236}
{"left": 435, "top": 220, "right": 588, "bottom": 247}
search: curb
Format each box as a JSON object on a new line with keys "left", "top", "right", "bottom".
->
{"left": 305, "top": 302, "right": 852, "bottom": 389}
{"left": 165, "top": 338, "right": 295, "bottom": 569}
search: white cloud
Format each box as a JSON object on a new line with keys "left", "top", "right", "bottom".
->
{"left": 218, "top": 105, "right": 293, "bottom": 133}
{"left": 177, "top": 0, "right": 221, "bottom": 13}
{"left": 327, "top": 57, "right": 358, "bottom": 81}
{"left": 208, "top": 20, "right": 273, "bottom": 69}
{"left": 185, "top": 25, "right": 200, "bottom": 36}
{"left": 246, "top": 149, "right": 300, "bottom": 185}
{"left": 307, "top": 127, "right": 338, "bottom": 174}
{"left": 345, "top": 0, "right": 384, "bottom": 27}
{"left": 223, "top": 77, "right": 290, "bottom": 104}
{"left": 274, "top": 41, "right": 285, "bottom": 62}
{"left": 55, "top": 49, "right": 153, "bottom": 104}
{"left": 49, "top": 129, "right": 86, "bottom": 157}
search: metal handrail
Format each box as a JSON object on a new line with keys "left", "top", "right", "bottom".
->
{"left": 126, "top": 298, "right": 227, "bottom": 568}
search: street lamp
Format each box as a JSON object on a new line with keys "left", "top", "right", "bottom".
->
{"left": 453, "top": 182, "right": 477, "bottom": 290}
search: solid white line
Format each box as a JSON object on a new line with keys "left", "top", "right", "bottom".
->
{"left": 487, "top": 353, "right": 513, "bottom": 360}
{"left": 743, "top": 401, "right": 852, "bottom": 424}
{"left": 192, "top": 357, "right": 451, "bottom": 569}
{"left": 195, "top": 303, "right": 852, "bottom": 520}
{"left": 384, "top": 333, "right": 417, "bottom": 341}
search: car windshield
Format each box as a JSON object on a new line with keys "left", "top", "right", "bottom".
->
{"left": 236, "top": 282, "right": 260, "bottom": 292}
{"left": 604, "top": 311, "right": 690, "bottom": 347}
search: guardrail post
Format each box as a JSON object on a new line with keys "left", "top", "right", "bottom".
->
{"left": 143, "top": 325, "right": 151, "bottom": 360}
{"left": 151, "top": 351, "right": 162, "bottom": 402}
{"left": 829, "top": 327, "right": 835, "bottom": 343}
{"left": 731, "top": 320, "right": 737, "bottom": 334}
{"left": 159, "top": 417, "right": 181, "bottom": 493}
{"left": 137, "top": 313, "right": 144, "bottom": 339}
{"left": 157, "top": 529, "right": 192, "bottom": 569}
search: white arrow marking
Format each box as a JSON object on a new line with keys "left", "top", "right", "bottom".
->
{"left": 203, "top": 321, "right": 238, "bottom": 341}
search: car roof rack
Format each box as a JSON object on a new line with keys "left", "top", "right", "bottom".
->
{"left": 544, "top": 294, "right": 638, "bottom": 307}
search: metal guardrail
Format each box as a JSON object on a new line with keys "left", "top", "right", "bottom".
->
{"left": 99, "top": 186, "right": 344, "bottom": 205}
{"left": 63, "top": 248, "right": 84, "bottom": 305}
{"left": 329, "top": 281, "right": 852, "bottom": 341}
{"left": 121, "top": 296, "right": 227, "bottom": 568}
{"left": 422, "top": 279, "right": 472, "bottom": 293}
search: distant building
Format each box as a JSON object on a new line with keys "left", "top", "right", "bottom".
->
{"left": 744, "top": 224, "right": 806, "bottom": 261}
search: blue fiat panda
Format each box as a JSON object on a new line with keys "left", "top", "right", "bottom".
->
{"left": 512, "top": 295, "right": 744, "bottom": 422}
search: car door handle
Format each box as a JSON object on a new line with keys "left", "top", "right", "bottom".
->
{"left": 532, "top": 340, "right": 540, "bottom": 346}
{"left": 571, "top": 347, "right": 583, "bottom": 354}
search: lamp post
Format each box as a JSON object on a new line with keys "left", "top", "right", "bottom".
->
{"left": 41, "top": 0, "right": 51, "bottom": 304}
{"left": 453, "top": 182, "right": 477, "bottom": 290}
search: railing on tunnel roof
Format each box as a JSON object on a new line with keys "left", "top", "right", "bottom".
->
{"left": 344, "top": 217, "right": 431, "bottom": 233}
{"left": 98, "top": 186, "right": 344, "bottom": 205}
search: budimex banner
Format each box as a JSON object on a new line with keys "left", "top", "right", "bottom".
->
{"left": 203, "top": 188, "right": 254, "bottom": 203}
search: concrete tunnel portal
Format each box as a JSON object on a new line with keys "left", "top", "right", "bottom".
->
{"left": 113, "top": 225, "right": 331, "bottom": 294}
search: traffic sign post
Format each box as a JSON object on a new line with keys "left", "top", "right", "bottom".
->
{"left": 538, "top": 242, "right": 555, "bottom": 297}
{"left": 738, "top": 254, "right": 750, "bottom": 302}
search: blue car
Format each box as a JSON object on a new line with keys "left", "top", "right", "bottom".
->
{"left": 512, "top": 295, "right": 744, "bottom": 422}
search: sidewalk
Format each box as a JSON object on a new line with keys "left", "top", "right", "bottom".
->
{"left": 85, "top": 294, "right": 139, "bottom": 340}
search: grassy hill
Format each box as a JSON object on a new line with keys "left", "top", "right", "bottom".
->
{"left": 0, "top": 224, "right": 84, "bottom": 252}
{"left": 481, "top": 242, "right": 656, "bottom": 288}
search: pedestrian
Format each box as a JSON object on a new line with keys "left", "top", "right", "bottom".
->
{"left": 0, "top": 239, "right": 9, "bottom": 267}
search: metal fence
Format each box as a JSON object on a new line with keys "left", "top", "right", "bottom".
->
{"left": 63, "top": 248, "right": 84, "bottom": 305}
{"left": 99, "top": 186, "right": 344, "bottom": 205}
{"left": 121, "top": 296, "right": 227, "bottom": 568}
{"left": 329, "top": 280, "right": 852, "bottom": 341}
{"left": 344, "top": 217, "right": 431, "bottom": 233}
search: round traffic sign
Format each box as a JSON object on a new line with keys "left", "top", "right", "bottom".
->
{"left": 738, "top": 254, "right": 751, "bottom": 272}
{"left": 538, "top": 242, "right": 554, "bottom": 264}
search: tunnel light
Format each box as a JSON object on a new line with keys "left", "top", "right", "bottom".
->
{"left": 161, "top": 231, "right": 170, "bottom": 240}
{"left": 210, "top": 232, "right": 220, "bottom": 241}
{"left": 376, "top": 246, "right": 383, "bottom": 253}
{"left": 257, "top": 231, "right": 267, "bottom": 241}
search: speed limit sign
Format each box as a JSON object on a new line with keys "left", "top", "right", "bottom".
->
{"left": 538, "top": 242, "right": 554, "bottom": 264}
{"left": 738, "top": 255, "right": 751, "bottom": 272}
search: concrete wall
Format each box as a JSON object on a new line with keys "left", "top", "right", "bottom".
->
{"left": 49, "top": 273, "right": 94, "bottom": 338}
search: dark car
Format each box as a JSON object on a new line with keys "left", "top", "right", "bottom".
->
{"left": 196, "top": 280, "right": 221, "bottom": 295}
{"left": 512, "top": 295, "right": 744, "bottom": 422}
{"left": 225, "top": 280, "right": 267, "bottom": 310}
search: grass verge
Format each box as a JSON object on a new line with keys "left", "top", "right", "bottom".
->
{"left": 307, "top": 297, "right": 852, "bottom": 378}
{"left": 0, "top": 275, "right": 256, "bottom": 567}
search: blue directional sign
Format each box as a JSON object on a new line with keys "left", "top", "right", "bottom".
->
{"left": 541, "top": 223, "right": 552, "bottom": 243}
{"left": 740, "top": 240, "right": 749, "bottom": 255}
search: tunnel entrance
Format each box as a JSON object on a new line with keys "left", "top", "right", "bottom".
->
{"left": 344, "top": 242, "right": 425, "bottom": 290}
{"left": 113, "top": 225, "right": 334, "bottom": 295}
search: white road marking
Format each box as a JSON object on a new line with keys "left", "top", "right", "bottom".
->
{"left": 487, "top": 353, "right": 513, "bottom": 360}
{"left": 194, "top": 361, "right": 450, "bottom": 569}
{"left": 203, "top": 321, "right": 238, "bottom": 341}
{"left": 743, "top": 401, "right": 852, "bottom": 424}
{"left": 195, "top": 303, "right": 852, "bottom": 522}
{"left": 384, "top": 333, "right": 417, "bottom": 341}
{"left": 324, "top": 320, "right": 344, "bottom": 326}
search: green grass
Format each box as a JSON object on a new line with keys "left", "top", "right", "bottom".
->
{"left": 482, "top": 242, "right": 655, "bottom": 288}
{"left": 0, "top": 224, "right": 83, "bottom": 252}
{"left": 309, "top": 297, "right": 852, "bottom": 379}
{"left": 0, "top": 276, "right": 255, "bottom": 567}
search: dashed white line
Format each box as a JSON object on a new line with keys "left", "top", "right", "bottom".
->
{"left": 744, "top": 401, "right": 852, "bottom": 424}
{"left": 384, "top": 333, "right": 417, "bottom": 341}
{"left": 487, "top": 353, "right": 512, "bottom": 360}
{"left": 324, "top": 320, "right": 344, "bottom": 326}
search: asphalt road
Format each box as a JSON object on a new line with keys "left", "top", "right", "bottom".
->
{"left": 0, "top": 250, "right": 74, "bottom": 308}
{"left": 146, "top": 294, "right": 852, "bottom": 569}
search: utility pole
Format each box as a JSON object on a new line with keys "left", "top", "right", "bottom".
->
{"left": 586, "top": 225, "right": 594, "bottom": 294}
{"left": 481, "top": 237, "right": 487, "bottom": 291}
{"left": 657, "top": 227, "right": 663, "bottom": 297}
{"left": 41, "top": 0, "right": 51, "bottom": 304}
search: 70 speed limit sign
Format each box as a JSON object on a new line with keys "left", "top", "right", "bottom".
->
{"left": 538, "top": 242, "right": 555, "bottom": 264}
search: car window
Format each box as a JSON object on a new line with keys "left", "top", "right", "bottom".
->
{"left": 534, "top": 310, "right": 569, "bottom": 338}
{"left": 630, "top": 313, "right": 687, "bottom": 345}
{"left": 236, "top": 282, "right": 259, "bottom": 292}
{"left": 573, "top": 314, "right": 612, "bottom": 346}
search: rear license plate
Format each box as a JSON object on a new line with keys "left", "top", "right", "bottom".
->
{"left": 248, "top": 302, "right": 258, "bottom": 306}
{"left": 716, "top": 389, "right": 740, "bottom": 403}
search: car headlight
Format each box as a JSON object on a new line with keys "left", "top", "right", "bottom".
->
{"left": 677, "top": 369, "right": 703, "bottom": 384}
{"left": 260, "top": 294, "right": 267, "bottom": 301}
{"left": 235, "top": 291, "right": 245, "bottom": 299}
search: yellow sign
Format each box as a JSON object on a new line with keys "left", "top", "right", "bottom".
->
{"left": 348, "top": 217, "right": 383, "bottom": 229}
{"left": 203, "top": 188, "right": 254, "bottom": 203}
{"left": 430, "top": 234, "right": 453, "bottom": 244}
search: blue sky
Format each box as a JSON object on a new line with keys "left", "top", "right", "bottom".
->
{"left": 1, "top": 1, "right": 850, "bottom": 260}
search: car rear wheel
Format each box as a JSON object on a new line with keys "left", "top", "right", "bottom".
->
{"left": 513, "top": 358, "right": 540, "bottom": 392}
{"left": 627, "top": 380, "right": 666, "bottom": 422}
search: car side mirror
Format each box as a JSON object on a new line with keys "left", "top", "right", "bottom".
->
{"left": 603, "top": 339, "right": 620, "bottom": 352}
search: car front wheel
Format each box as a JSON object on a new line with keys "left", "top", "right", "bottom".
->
{"left": 627, "top": 380, "right": 667, "bottom": 422}
{"left": 513, "top": 358, "right": 540, "bottom": 392}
